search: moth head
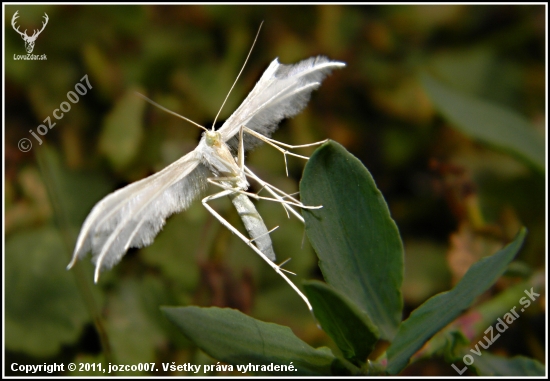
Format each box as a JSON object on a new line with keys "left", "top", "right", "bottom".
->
{"left": 204, "top": 130, "right": 222, "bottom": 147}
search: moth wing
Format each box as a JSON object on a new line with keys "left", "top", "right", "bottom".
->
{"left": 218, "top": 56, "right": 345, "bottom": 150}
{"left": 68, "top": 150, "right": 210, "bottom": 281}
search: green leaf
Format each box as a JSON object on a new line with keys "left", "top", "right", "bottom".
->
{"left": 300, "top": 140, "right": 404, "bottom": 340}
{"left": 303, "top": 280, "right": 379, "bottom": 364}
{"left": 415, "top": 276, "right": 544, "bottom": 364}
{"left": 421, "top": 73, "right": 544, "bottom": 173}
{"left": 468, "top": 352, "right": 545, "bottom": 376}
{"left": 5, "top": 227, "right": 89, "bottom": 357}
{"left": 99, "top": 87, "right": 145, "bottom": 170}
{"left": 162, "top": 306, "right": 335, "bottom": 376}
{"left": 386, "top": 227, "right": 527, "bottom": 375}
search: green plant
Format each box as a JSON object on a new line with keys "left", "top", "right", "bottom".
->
{"left": 162, "top": 141, "right": 543, "bottom": 376}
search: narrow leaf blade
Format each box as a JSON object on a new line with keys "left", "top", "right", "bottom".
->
{"left": 386, "top": 227, "right": 527, "bottom": 375}
{"left": 421, "top": 73, "right": 544, "bottom": 173}
{"left": 469, "top": 352, "right": 545, "bottom": 376}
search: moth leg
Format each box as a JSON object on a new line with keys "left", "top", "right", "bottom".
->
{"left": 248, "top": 225, "right": 279, "bottom": 244}
{"left": 205, "top": 176, "right": 281, "bottom": 254}
{"left": 207, "top": 175, "right": 292, "bottom": 220}
{"left": 242, "top": 169, "right": 301, "bottom": 221}
{"left": 277, "top": 257, "right": 297, "bottom": 276}
{"left": 244, "top": 166, "right": 302, "bottom": 203}
{"left": 243, "top": 166, "right": 325, "bottom": 224}
{"left": 206, "top": 177, "right": 318, "bottom": 210}
{"left": 245, "top": 126, "right": 328, "bottom": 149}
{"left": 242, "top": 126, "right": 328, "bottom": 176}
{"left": 248, "top": 183, "right": 295, "bottom": 220}
{"left": 201, "top": 189, "right": 313, "bottom": 312}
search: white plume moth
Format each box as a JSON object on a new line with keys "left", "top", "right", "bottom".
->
{"left": 67, "top": 26, "right": 345, "bottom": 312}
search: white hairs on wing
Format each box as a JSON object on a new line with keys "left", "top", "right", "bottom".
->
{"left": 68, "top": 153, "right": 209, "bottom": 278}
{"left": 221, "top": 56, "right": 345, "bottom": 151}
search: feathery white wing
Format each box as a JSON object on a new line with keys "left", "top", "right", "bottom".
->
{"left": 220, "top": 56, "right": 345, "bottom": 151}
{"left": 67, "top": 150, "right": 210, "bottom": 281}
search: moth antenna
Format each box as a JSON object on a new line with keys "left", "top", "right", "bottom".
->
{"left": 211, "top": 21, "right": 264, "bottom": 131}
{"left": 136, "top": 92, "right": 208, "bottom": 132}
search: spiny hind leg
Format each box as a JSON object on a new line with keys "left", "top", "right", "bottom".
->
{"left": 201, "top": 190, "right": 312, "bottom": 311}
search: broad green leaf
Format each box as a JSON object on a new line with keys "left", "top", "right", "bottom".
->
{"left": 301, "top": 140, "right": 404, "bottom": 340}
{"left": 468, "top": 352, "right": 545, "bottom": 376}
{"left": 99, "top": 87, "right": 145, "bottom": 170}
{"left": 386, "top": 227, "right": 527, "bottom": 375}
{"left": 5, "top": 227, "right": 89, "bottom": 357}
{"left": 162, "top": 306, "right": 335, "bottom": 376}
{"left": 421, "top": 73, "right": 544, "bottom": 173}
{"left": 303, "top": 280, "right": 379, "bottom": 364}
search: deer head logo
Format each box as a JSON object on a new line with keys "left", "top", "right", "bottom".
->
{"left": 11, "top": 11, "right": 49, "bottom": 54}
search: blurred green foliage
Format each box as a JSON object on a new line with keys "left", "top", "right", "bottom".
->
{"left": 5, "top": 4, "right": 545, "bottom": 376}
